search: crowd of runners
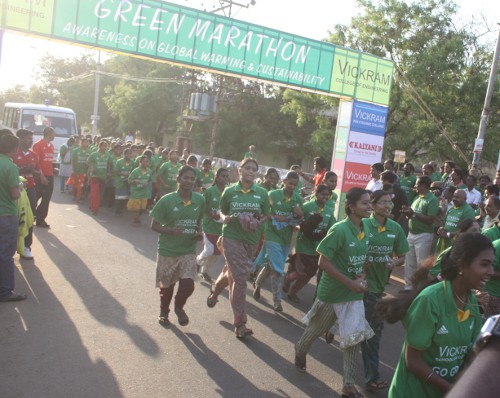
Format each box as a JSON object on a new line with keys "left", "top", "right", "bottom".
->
{"left": 1, "top": 127, "right": 500, "bottom": 398}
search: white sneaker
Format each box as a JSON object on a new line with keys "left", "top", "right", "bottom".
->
{"left": 22, "top": 248, "right": 34, "bottom": 260}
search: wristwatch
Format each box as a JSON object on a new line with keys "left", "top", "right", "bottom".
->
{"left": 474, "top": 315, "right": 500, "bottom": 354}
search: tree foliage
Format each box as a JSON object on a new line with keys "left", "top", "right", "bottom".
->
{"left": 327, "top": 0, "right": 499, "bottom": 166}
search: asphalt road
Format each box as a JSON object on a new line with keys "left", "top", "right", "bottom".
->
{"left": 1, "top": 182, "right": 406, "bottom": 398}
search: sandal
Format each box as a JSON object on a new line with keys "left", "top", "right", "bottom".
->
{"left": 366, "top": 380, "right": 389, "bottom": 391}
{"left": 207, "top": 286, "right": 218, "bottom": 308}
{"left": 341, "top": 389, "right": 364, "bottom": 398}
{"left": 235, "top": 325, "right": 254, "bottom": 339}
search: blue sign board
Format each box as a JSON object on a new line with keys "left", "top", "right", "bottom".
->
{"left": 350, "top": 100, "right": 388, "bottom": 136}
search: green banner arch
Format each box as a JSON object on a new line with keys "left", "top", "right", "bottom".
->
{"left": 1, "top": 0, "right": 394, "bottom": 105}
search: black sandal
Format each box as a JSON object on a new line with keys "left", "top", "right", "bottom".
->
{"left": 207, "top": 286, "right": 218, "bottom": 308}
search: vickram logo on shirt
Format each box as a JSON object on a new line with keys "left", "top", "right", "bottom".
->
{"left": 437, "top": 325, "right": 449, "bottom": 335}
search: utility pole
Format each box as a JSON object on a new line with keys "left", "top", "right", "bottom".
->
{"left": 471, "top": 27, "right": 500, "bottom": 173}
{"left": 207, "top": 0, "right": 255, "bottom": 158}
{"left": 91, "top": 51, "right": 101, "bottom": 136}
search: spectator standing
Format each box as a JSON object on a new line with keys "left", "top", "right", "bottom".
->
{"left": 366, "top": 163, "right": 384, "bottom": 192}
{"left": 399, "top": 163, "right": 417, "bottom": 204}
{"left": 0, "top": 134, "right": 26, "bottom": 302}
{"left": 441, "top": 160, "right": 455, "bottom": 188}
{"left": 464, "top": 175, "right": 482, "bottom": 209}
{"left": 479, "top": 195, "right": 500, "bottom": 232}
{"left": 32, "top": 127, "right": 55, "bottom": 228}
{"left": 13, "top": 129, "right": 45, "bottom": 259}
{"left": 244, "top": 145, "right": 256, "bottom": 159}
{"left": 435, "top": 190, "right": 475, "bottom": 254}
{"left": 299, "top": 156, "right": 328, "bottom": 189}
{"left": 58, "top": 137, "right": 75, "bottom": 193}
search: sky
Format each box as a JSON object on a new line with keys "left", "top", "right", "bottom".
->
{"left": 0, "top": 0, "right": 498, "bottom": 90}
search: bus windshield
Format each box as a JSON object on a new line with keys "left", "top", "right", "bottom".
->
{"left": 21, "top": 109, "right": 77, "bottom": 136}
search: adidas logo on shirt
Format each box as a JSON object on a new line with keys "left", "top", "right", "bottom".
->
{"left": 349, "top": 242, "right": 355, "bottom": 247}
{"left": 173, "top": 207, "right": 179, "bottom": 212}
{"left": 437, "top": 325, "right": 449, "bottom": 335}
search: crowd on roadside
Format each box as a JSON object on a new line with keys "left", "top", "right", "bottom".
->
{"left": 1, "top": 127, "right": 500, "bottom": 397}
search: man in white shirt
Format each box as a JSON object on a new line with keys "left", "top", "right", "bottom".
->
{"left": 465, "top": 174, "right": 482, "bottom": 209}
{"left": 365, "top": 162, "right": 384, "bottom": 192}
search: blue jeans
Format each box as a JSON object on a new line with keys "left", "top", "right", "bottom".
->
{"left": 0, "top": 215, "right": 19, "bottom": 299}
{"left": 361, "top": 291, "right": 384, "bottom": 384}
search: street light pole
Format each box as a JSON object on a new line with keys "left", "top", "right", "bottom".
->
{"left": 91, "top": 51, "right": 101, "bottom": 136}
{"left": 471, "top": 27, "right": 500, "bottom": 172}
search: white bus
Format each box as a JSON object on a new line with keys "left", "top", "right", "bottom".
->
{"left": 2, "top": 102, "right": 78, "bottom": 166}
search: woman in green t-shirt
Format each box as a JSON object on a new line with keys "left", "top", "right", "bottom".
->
{"left": 295, "top": 188, "right": 373, "bottom": 398}
{"left": 150, "top": 166, "right": 205, "bottom": 327}
{"left": 220, "top": 158, "right": 270, "bottom": 339}
{"left": 252, "top": 171, "right": 303, "bottom": 312}
{"left": 283, "top": 184, "right": 335, "bottom": 302}
{"left": 361, "top": 190, "right": 409, "bottom": 392}
{"left": 197, "top": 168, "right": 230, "bottom": 283}
{"left": 379, "top": 233, "right": 494, "bottom": 398}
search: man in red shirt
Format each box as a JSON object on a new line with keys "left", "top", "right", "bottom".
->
{"left": 32, "top": 127, "right": 55, "bottom": 228}
{"left": 13, "top": 129, "right": 48, "bottom": 258}
{"left": 299, "top": 156, "right": 328, "bottom": 189}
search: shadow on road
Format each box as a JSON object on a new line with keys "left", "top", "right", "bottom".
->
{"left": 0, "top": 262, "right": 122, "bottom": 397}
{"left": 34, "top": 231, "right": 160, "bottom": 357}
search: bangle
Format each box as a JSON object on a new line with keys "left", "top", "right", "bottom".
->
{"left": 425, "top": 371, "right": 435, "bottom": 382}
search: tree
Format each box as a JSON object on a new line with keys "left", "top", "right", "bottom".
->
{"left": 102, "top": 56, "right": 187, "bottom": 141}
{"left": 326, "top": 0, "right": 499, "bottom": 167}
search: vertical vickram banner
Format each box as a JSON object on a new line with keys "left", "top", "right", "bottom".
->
{"left": 331, "top": 100, "right": 389, "bottom": 219}
{"left": 0, "top": 0, "right": 393, "bottom": 105}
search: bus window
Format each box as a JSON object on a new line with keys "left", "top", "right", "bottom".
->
{"left": 21, "top": 111, "right": 76, "bottom": 137}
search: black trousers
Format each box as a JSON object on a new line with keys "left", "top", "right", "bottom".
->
{"left": 35, "top": 176, "right": 54, "bottom": 224}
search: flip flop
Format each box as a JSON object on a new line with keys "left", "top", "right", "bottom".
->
{"left": 366, "top": 380, "right": 389, "bottom": 391}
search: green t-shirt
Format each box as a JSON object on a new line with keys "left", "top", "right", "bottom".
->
{"left": 409, "top": 192, "right": 439, "bottom": 234}
{"left": 389, "top": 281, "right": 481, "bottom": 398}
{"left": 363, "top": 215, "right": 409, "bottom": 293}
{"left": 316, "top": 218, "right": 369, "bottom": 304}
{"left": 435, "top": 204, "right": 476, "bottom": 254}
{"left": 150, "top": 191, "right": 205, "bottom": 257}
{"left": 150, "top": 154, "right": 161, "bottom": 181}
{"left": 0, "top": 154, "right": 19, "bottom": 216}
{"left": 429, "top": 247, "right": 449, "bottom": 278}
{"left": 202, "top": 184, "right": 224, "bottom": 236}
{"left": 220, "top": 182, "right": 270, "bottom": 245}
{"left": 295, "top": 200, "right": 336, "bottom": 256}
{"left": 128, "top": 167, "right": 152, "bottom": 199}
{"left": 486, "top": 239, "right": 500, "bottom": 297}
{"left": 482, "top": 224, "right": 500, "bottom": 242}
{"left": 113, "top": 158, "right": 135, "bottom": 189}
{"left": 87, "top": 151, "right": 110, "bottom": 180}
{"left": 197, "top": 169, "right": 214, "bottom": 191}
{"left": 157, "top": 161, "right": 181, "bottom": 194}
{"left": 71, "top": 147, "right": 90, "bottom": 174}
{"left": 399, "top": 175, "right": 417, "bottom": 204}
{"left": 431, "top": 172, "right": 442, "bottom": 183}
{"left": 264, "top": 188, "right": 304, "bottom": 246}
{"left": 325, "top": 191, "right": 338, "bottom": 214}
